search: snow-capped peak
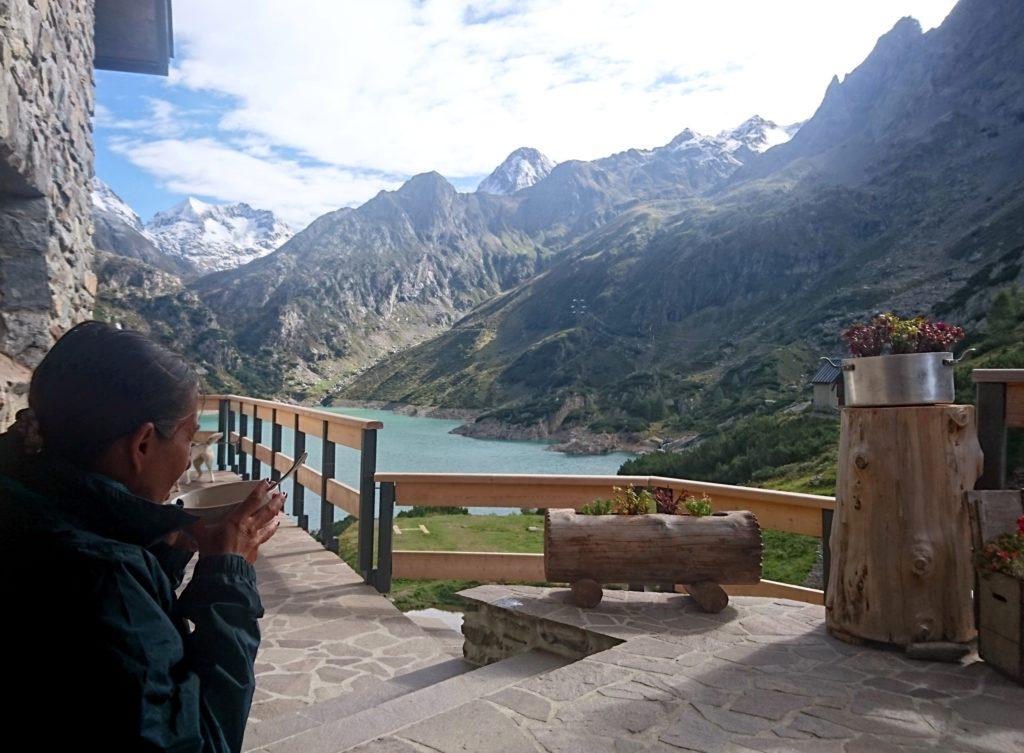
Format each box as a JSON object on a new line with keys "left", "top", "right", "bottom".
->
{"left": 146, "top": 197, "right": 294, "bottom": 274}
{"left": 91, "top": 178, "right": 145, "bottom": 232}
{"left": 718, "top": 115, "right": 797, "bottom": 154}
{"left": 477, "top": 147, "right": 556, "bottom": 195}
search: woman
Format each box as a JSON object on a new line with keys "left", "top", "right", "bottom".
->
{"left": 0, "top": 321, "right": 285, "bottom": 752}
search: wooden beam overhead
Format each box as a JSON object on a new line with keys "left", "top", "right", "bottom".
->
{"left": 94, "top": 0, "right": 173, "bottom": 76}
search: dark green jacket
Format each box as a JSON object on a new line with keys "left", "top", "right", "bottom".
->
{"left": 0, "top": 434, "right": 264, "bottom": 752}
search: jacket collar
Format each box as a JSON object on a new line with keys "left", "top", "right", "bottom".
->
{"left": 0, "top": 433, "right": 199, "bottom": 547}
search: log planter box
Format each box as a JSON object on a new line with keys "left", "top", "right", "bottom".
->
{"left": 544, "top": 508, "right": 762, "bottom": 613}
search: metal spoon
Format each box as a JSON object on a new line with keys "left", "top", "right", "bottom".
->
{"left": 268, "top": 450, "right": 308, "bottom": 490}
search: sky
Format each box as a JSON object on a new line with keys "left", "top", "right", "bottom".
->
{"left": 95, "top": 0, "right": 959, "bottom": 229}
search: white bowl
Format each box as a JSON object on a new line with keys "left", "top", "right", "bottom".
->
{"left": 173, "top": 480, "right": 267, "bottom": 523}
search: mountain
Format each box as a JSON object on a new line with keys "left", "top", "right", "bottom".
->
{"left": 188, "top": 114, "right": 792, "bottom": 399}
{"left": 91, "top": 179, "right": 191, "bottom": 276}
{"left": 341, "top": 0, "right": 1024, "bottom": 436}
{"left": 146, "top": 198, "right": 294, "bottom": 274}
{"left": 477, "top": 148, "right": 556, "bottom": 195}
{"left": 91, "top": 180, "right": 294, "bottom": 277}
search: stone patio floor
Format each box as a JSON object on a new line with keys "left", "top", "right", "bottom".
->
{"left": 348, "top": 585, "right": 1024, "bottom": 753}
{"left": 179, "top": 516, "right": 457, "bottom": 724}
{"left": 176, "top": 504, "right": 1024, "bottom": 753}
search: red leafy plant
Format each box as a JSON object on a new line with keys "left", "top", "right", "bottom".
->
{"left": 977, "top": 516, "right": 1024, "bottom": 580}
{"left": 843, "top": 313, "right": 964, "bottom": 357}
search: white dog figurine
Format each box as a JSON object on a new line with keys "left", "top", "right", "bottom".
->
{"left": 174, "top": 431, "right": 223, "bottom": 492}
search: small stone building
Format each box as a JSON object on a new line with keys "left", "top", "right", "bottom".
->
{"left": 0, "top": 0, "right": 172, "bottom": 426}
{"left": 810, "top": 359, "right": 843, "bottom": 412}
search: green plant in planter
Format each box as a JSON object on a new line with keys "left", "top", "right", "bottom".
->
{"left": 579, "top": 486, "right": 710, "bottom": 516}
{"left": 682, "top": 494, "right": 713, "bottom": 517}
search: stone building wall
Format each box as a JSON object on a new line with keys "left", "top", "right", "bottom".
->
{"left": 0, "top": 0, "right": 97, "bottom": 427}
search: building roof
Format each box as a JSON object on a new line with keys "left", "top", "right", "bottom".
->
{"left": 810, "top": 360, "right": 842, "bottom": 385}
{"left": 94, "top": 0, "right": 173, "bottom": 76}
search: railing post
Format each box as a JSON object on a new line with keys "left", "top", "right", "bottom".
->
{"left": 216, "top": 399, "right": 228, "bottom": 471}
{"left": 976, "top": 381, "right": 1007, "bottom": 490}
{"left": 292, "top": 414, "right": 307, "bottom": 530}
{"left": 374, "top": 481, "right": 395, "bottom": 593}
{"left": 821, "top": 508, "right": 834, "bottom": 599}
{"left": 358, "top": 428, "right": 378, "bottom": 578}
{"left": 270, "top": 408, "right": 282, "bottom": 482}
{"left": 238, "top": 407, "right": 249, "bottom": 480}
{"left": 320, "top": 420, "right": 336, "bottom": 553}
{"left": 252, "top": 413, "right": 263, "bottom": 478}
{"left": 227, "top": 403, "right": 236, "bottom": 473}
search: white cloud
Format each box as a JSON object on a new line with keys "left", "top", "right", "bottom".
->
{"left": 105, "top": 0, "right": 958, "bottom": 223}
{"left": 109, "top": 137, "right": 401, "bottom": 226}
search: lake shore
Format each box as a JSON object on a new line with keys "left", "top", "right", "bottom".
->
{"left": 328, "top": 398, "right": 699, "bottom": 456}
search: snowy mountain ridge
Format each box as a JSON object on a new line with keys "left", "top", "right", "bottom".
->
{"left": 146, "top": 198, "right": 294, "bottom": 274}
{"left": 91, "top": 179, "right": 294, "bottom": 275}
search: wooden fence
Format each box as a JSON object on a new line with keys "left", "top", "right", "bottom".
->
{"left": 199, "top": 395, "right": 836, "bottom": 603}
{"left": 200, "top": 395, "right": 386, "bottom": 587}
{"left": 374, "top": 473, "right": 835, "bottom": 605}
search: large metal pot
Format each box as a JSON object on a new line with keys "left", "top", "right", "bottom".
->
{"left": 834, "top": 352, "right": 962, "bottom": 407}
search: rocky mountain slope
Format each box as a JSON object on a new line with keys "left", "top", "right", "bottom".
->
{"left": 188, "top": 114, "right": 795, "bottom": 397}
{"left": 342, "top": 0, "right": 1024, "bottom": 438}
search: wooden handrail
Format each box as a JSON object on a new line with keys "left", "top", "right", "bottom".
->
{"left": 374, "top": 472, "right": 833, "bottom": 536}
{"left": 206, "top": 393, "right": 383, "bottom": 588}
{"left": 972, "top": 369, "right": 1024, "bottom": 383}
{"left": 201, "top": 393, "right": 383, "bottom": 431}
{"left": 373, "top": 472, "right": 834, "bottom": 509}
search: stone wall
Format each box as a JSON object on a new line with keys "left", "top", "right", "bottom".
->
{"left": 462, "top": 602, "right": 620, "bottom": 666}
{"left": 0, "top": 0, "right": 97, "bottom": 427}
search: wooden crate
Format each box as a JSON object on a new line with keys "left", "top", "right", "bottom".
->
{"left": 968, "top": 490, "right": 1024, "bottom": 683}
{"left": 978, "top": 571, "right": 1023, "bottom": 680}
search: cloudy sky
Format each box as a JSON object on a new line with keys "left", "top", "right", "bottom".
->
{"left": 95, "top": 0, "right": 958, "bottom": 228}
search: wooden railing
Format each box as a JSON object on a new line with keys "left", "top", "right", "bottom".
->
{"left": 374, "top": 473, "right": 835, "bottom": 605}
{"left": 199, "top": 395, "right": 387, "bottom": 588}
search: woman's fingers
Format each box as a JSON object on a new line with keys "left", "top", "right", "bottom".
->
{"left": 247, "top": 492, "right": 285, "bottom": 530}
{"left": 257, "top": 518, "right": 282, "bottom": 546}
{"left": 232, "top": 479, "right": 274, "bottom": 519}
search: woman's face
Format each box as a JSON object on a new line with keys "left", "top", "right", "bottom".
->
{"left": 135, "top": 397, "right": 201, "bottom": 502}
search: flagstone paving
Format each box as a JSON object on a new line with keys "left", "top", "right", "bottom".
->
{"left": 179, "top": 516, "right": 455, "bottom": 723}
{"left": 348, "top": 586, "right": 1024, "bottom": 753}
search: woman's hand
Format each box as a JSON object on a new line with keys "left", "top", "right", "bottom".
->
{"left": 163, "top": 528, "right": 198, "bottom": 552}
{"left": 191, "top": 480, "right": 286, "bottom": 564}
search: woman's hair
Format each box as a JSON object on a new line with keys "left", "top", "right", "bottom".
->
{"left": 26, "top": 321, "right": 199, "bottom": 466}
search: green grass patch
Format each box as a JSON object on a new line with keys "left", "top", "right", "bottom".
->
{"left": 762, "top": 530, "right": 819, "bottom": 585}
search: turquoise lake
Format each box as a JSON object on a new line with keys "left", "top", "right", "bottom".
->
{"left": 201, "top": 407, "right": 635, "bottom": 532}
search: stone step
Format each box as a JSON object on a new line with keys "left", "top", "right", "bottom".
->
{"left": 243, "top": 657, "right": 473, "bottom": 751}
{"left": 253, "top": 649, "right": 570, "bottom": 753}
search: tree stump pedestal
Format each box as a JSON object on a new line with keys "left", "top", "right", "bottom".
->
{"left": 826, "top": 405, "right": 983, "bottom": 651}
